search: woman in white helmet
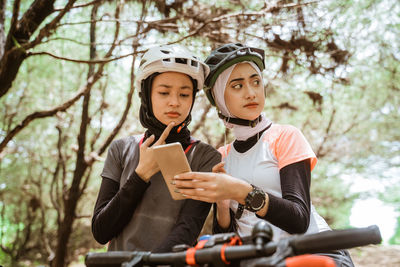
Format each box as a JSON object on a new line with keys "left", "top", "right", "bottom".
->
{"left": 91, "top": 44, "right": 221, "bottom": 252}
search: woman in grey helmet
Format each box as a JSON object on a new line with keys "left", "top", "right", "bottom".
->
{"left": 91, "top": 44, "right": 221, "bottom": 252}
{"left": 173, "top": 43, "right": 355, "bottom": 266}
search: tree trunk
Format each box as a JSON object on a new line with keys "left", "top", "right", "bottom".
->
{"left": 53, "top": 161, "right": 88, "bottom": 267}
{"left": 52, "top": 3, "right": 98, "bottom": 266}
{"left": 0, "top": 49, "right": 27, "bottom": 97}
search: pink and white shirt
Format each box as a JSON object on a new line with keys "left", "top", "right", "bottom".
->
{"left": 219, "top": 124, "right": 330, "bottom": 241}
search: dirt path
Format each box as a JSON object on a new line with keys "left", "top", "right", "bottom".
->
{"left": 349, "top": 245, "right": 400, "bottom": 267}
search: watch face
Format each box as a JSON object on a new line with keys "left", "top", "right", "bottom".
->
{"left": 252, "top": 192, "right": 265, "bottom": 210}
{"left": 245, "top": 185, "right": 266, "bottom": 212}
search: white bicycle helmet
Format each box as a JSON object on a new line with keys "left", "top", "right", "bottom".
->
{"left": 136, "top": 44, "right": 210, "bottom": 93}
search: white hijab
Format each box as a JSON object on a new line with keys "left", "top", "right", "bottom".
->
{"left": 212, "top": 61, "right": 271, "bottom": 141}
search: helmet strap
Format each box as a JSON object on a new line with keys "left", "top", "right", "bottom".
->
{"left": 218, "top": 112, "right": 262, "bottom": 128}
{"left": 139, "top": 73, "right": 197, "bottom": 139}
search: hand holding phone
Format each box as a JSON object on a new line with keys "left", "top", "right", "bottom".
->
{"left": 153, "top": 142, "right": 192, "bottom": 200}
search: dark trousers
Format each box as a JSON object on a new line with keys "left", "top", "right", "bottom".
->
{"left": 317, "top": 250, "right": 355, "bottom": 267}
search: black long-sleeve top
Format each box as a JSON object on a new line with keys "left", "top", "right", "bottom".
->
{"left": 92, "top": 136, "right": 221, "bottom": 252}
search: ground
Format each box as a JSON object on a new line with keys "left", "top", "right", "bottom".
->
{"left": 349, "top": 245, "right": 400, "bottom": 267}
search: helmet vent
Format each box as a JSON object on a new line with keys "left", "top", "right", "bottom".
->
{"left": 218, "top": 47, "right": 233, "bottom": 53}
{"left": 175, "top": 58, "right": 187, "bottom": 64}
{"left": 206, "top": 57, "right": 219, "bottom": 65}
{"left": 162, "top": 58, "right": 171, "bottom": 62}
{"left": 160, "top": 50, "right": 171, "bottom": 54}
{"left": 191, "top": 60, "right": 198, "bottom": 67}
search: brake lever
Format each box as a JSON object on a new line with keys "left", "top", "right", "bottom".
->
{"left": 250, "top": 239, "right": 293, "bottom": 267}
{"left": 121, "top": 251, "right": 150, "bottom": 267}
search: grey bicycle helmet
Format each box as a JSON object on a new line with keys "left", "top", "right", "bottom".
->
{"left": 203, "top": 43, "right": 265, "bottom": 106}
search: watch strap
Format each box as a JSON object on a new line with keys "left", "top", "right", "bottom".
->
{"left": 235, "top": 204, "right": 244, "bottom": 219}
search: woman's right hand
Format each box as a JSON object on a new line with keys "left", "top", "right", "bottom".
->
{"left": 135, "top": 122, "right": 174, "bottom": 182}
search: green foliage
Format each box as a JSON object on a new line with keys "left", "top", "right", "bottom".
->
{"left": 379, "top": 185, "right": 400, "bottom": 244}
{"left": 311, "top": 161, "right": 359, "bottom": 229}
{"left": 389, "top": 217, "right": 400, "bottom": 245}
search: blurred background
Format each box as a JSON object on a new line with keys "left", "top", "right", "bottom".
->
{"left": 0, "top": 0, "right": 399, "bottom": 266}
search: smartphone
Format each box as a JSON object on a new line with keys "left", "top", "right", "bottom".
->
{"left": 152, "top": 142, "right": 192, "bottom": 200}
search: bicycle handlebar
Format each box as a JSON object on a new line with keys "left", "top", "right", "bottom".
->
{"left": 85, "top": 225, "right": 382, "bottom": 267}
{"left": 289, "top": 225, "right": 381, "bottom": 254}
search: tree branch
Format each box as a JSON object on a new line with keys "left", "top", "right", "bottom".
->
{"left": 6, "top": 0, "right": 21, "bottom": 50}
{"left": 27, "top": 50, "right": 139, "bottom": 64}
{"left": 50, "top": 125, "right": 63, "bottom": 226}
{"left": 57, "top": 17, "right": 178, "bottom": 26}
{"left": 54, "top": 0, "right": 104, "bottom": 11}
{"left": 78, "top": 165, "right": 93, "bottom": 199}
{"left": 0, "top": 74, "right": 101, "bottom": 154}
{"left": 216, "top": 128, "right": 231, "bottom": 149}
{"left": 43, "top": 36, "right": 132, "bottom": 47}
{"left": 26, "top": 0, "right": 77, "bottom": 49}
{"left": 0, "top": 0, "right": 56, "bottom": 98}
{"left": 87, "top": 2, "right": 147, "bottom": 165}
{"left": 191, "top": 103, "right": 212, "bottom": 136}
{"left": 170, "top": 2, "right": 311, "bottom": 45}
{"left": 0, "top": 0, "right": 130, "bottom": 154}
{"left": 316, "top": 107, "right": 336, "bottom": 158}
{"left": 88, "top": 52, "right": 137, "bottom": 165}
{"left": 0, "top": 0, "right": 7, "bottom": 58}
{"left": 89, "top": 81, "right": 107, "bottom": 151}
{"left": 14, "top": 0, "right": 55, "bottom": 47}
{"left": 0, "top": 199, "right": 11, "bottom": 254}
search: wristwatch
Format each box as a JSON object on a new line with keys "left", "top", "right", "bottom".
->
{"left": 244, "top": 184, "right": 266, "bottom": 212}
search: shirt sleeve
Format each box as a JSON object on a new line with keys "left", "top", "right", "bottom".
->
{"left": 100, "top": 139, "right": 124, "bottom": 182}
{"left": 257, "top": 159, "right": 311, "bottom": 234}
{"left": 154, "top": 143, "right": 222, "bottom": 252}
{"left": 91, "top": 140, "right": 150, "bottom": 244}
{"left": 273, "top": 125, "right": 317, "bottom": 171}
{"left": 91, "top": 173, "right": 150, "bottom": 244}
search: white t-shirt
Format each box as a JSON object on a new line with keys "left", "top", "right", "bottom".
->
{"left": 219, "top": 124, "right": 331, "bottom": 241}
